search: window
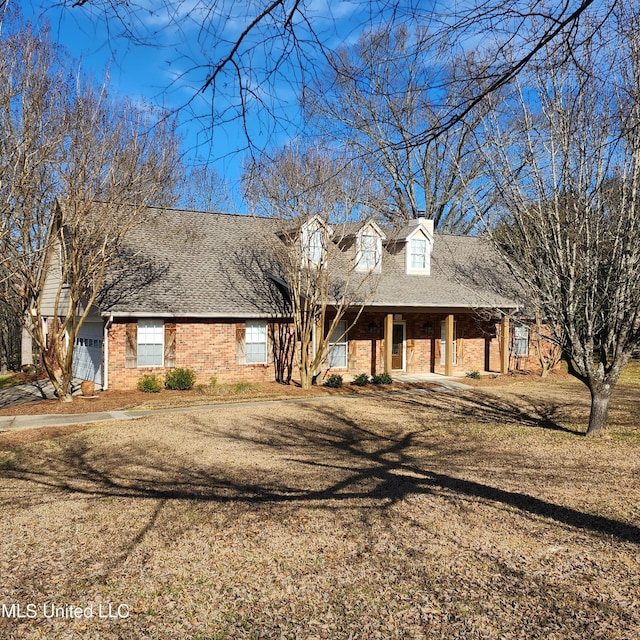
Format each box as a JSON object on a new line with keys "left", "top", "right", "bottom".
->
{"left": 327, "top": 320, "right": 348, "bottom": 368}
{"left": 514, "top": 325, "right": 529, "bottom": 356}
{"left": 138, "top": 319, "right": 164, "bottom": 367}
{"left": 246, "top": 320, "right": 268, "bottom": 364}
{"left": 410, "top": 238, "right": 428, "bottom": 270}
{"left": 357, "top": 234, "right": 381, "bottom": 271}
{"left": 306, "top": 227, "right": 325, "bottom": 266}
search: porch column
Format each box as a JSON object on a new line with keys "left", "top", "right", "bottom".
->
{"left": 444, "top": 313, "right": 454, "bottom": 376}
{"left": 500, "top": 314, "right": 509, "bottom": 374}
{"left": 384, "top": 313, "right": 393, "bottom": 374}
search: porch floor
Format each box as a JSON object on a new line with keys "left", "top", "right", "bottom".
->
{"left": 391, "top": 371, "right": 474, "bottom": 391}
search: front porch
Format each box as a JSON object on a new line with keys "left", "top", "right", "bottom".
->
{"left": 332, "top": 310, "right": 511, "bottom": 378}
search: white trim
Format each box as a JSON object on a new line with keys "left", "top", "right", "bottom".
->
{"left": 245, "top": 320, "right": 268, "bottom": 364}
{"left": 103, "top": 314, "right": 113, "bottom": 390}
{"left": 327, "top": 320, "right": 348, "bottom": 369}
{"left": 405, "top": 229, "right": 432, "bottom": 275}
{"left": 137, "top": 319, "right": 165, "bottom": 367}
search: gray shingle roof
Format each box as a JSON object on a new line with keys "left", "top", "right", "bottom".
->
{"left": 97, "top": 207, "right": 518, "bottom": 317}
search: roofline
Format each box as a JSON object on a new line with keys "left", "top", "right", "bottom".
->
{"left": 101, "top": 311, "right": 290, "bottom": 319}
{"left": 102, "top": 303, "right": 519, "bottom": 319}
{"left": 365, "top": 303, "right": 519, "bottom": 310}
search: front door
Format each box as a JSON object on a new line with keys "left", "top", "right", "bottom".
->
{"left": 392, "top": 322, "right": 405, "bottom": 370}
{"left": 440, "top": 320, "right": 457, "bottom": 365}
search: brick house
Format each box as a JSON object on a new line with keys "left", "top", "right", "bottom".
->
{"left": 55, "top": 207, "right": 528, "bottom": 390}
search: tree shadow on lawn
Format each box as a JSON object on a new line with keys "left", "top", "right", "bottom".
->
{"left": 401, "top": 387, "right": 587, "bottom": 435}
{"left": 0, "top": 395, "right": 637, "bottom": 545}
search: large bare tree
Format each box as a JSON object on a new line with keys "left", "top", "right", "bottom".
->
{"left": 304, "top": 25, "right": 489, "bottom": 231}
{"left": 45, "top": 0, "right": 612, "bottom": 153}
{"left": 0, "top": 11, "right": 182, "bottom": 401}
{"left": 243, "top": 143, "right": 381, "bottom": 389}
{"left": 476, "top": 7, "right": 640, "bottom": 435}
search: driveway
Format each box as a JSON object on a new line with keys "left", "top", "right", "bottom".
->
{"left": 0, "top": 379, "right": 82, "bottom": 410}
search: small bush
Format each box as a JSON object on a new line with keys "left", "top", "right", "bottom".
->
{"left": 137, "top": 374, "right": 162, "bottom": 393}
{"left": 209, "top": 376, "right": 218, "bottom": 389}
{"left": 232, "top": 381, "right": 258, "bottom": 393}
{"left": 465, "top": 370, "right": 481, "bottom": 379}
{"left": 165, "top": 367, "right": 196, "bottom": 390}
{"left": 323, "top": 374, "right": 343, "bottom": 388}
{"left": 371, "top": 372, "right": 393, "bottom": 385}
{"left": 352, "top": 373, "right": 370, "bottom": 386}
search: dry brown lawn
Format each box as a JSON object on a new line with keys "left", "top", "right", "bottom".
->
{"left": 0, "top": 370, "right": 639, "bottom": 639}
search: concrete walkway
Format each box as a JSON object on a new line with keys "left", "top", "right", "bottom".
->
{"left": 0, "top": 374, "right": 471, "bottom": 433}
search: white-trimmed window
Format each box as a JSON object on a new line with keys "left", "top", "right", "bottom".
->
{"left": 327, "top": 320, "right": 348, "bottom": 368}
{"left": 514, "top": 325, "right": 529, "bottom": 356}
{"left": 410, "top": 238, "right": 428, "bottom": 270}
{"left": 357, "top": 234, "right": 381, "bottom": 272}
{"left": 138, "top": 319, "right": 164, "bottom": 367}
{"left": 246, "top": 320, "right": 268, "bottom": 364}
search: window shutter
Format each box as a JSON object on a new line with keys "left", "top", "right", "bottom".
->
{"left": 266, "top": 323, "right": 274, "bottom": 364}
{"left": 164, "top": 323, "right": 176, "bottom": 368}
{"left": 236, "top": 324, "right": 246, "bottom": 364}
{"left": 125, "top": 323, "right": 137, "bottom": 369}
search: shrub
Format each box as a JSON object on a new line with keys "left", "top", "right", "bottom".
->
{"left": 352, "top": 373, "right": 370, "bottom": 386}
{"left": 209, "top": 376, "right": 218, "bottom": 389}
{"left": 323, "top": 374, "right": 343, "bottom": 388}
{"left": 371, "top": 372, "right": 393, "bottom": 385}
{"left": 232, "top": 381, "right": 257, "bottom": 393}
{"left": 164, "top": 367, "right": 196, "bottom": 390}
{"left": 137, "top": 374, "right": 162, "bottom": 393}
{"left": 465, "top": 370, "right": 481, "bottom": 379}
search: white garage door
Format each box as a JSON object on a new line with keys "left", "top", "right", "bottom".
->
{"left": 72, "top": 322, "right": 103, "bottom": 386}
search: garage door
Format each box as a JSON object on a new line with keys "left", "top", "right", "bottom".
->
{"left": 72, "top": 322, "right": 103, "bottom": 386}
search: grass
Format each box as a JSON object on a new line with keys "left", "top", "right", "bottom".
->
{"left": 0, "top": 373, "right": 23, "bottom": 390}
{"left": 0, "top": 374, "right": 638, "bottom": 639}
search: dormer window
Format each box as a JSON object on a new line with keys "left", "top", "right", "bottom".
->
{"left": 307, "top": 227, "right": 325, "bottom": 265}
{"left": 410, "top": 238, "right": 428, "bottom": 270}
{"left": 355, "top": 220, "right": 385, "bottom": 273}
{"left": 300, "top": 216, "right": 330, "bottom": 267}
{"left": 402, "top": 219, "right": 433, "bottom": 275}
{"left": 357, "top": 234, "right": 381, "bottom": 272}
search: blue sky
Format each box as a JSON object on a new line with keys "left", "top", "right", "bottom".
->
{"left": 22, "top": 0, "right": 385, "bottom": 206}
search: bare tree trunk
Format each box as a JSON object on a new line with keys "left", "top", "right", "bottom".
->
{"left": 587, "top": 385, "right": 612, "bottom": 436}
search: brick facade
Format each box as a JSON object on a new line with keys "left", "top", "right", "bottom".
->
{"left": 106, "top": 312, "right": 508, "bottom": 389}
{"left": 107, "top": 318, "right": 276, "bottom": 390}
{"left": 330, "top": 311, "right": 502, "bottom": 379}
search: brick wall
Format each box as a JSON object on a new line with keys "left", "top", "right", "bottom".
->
{"left": 107, "top": 312, "right": 536, "bottom": 390}
{"left": 323, "top": 312, "right": 501, "bottom": 378}
{"left": 107, "top": 318, "right": 276, "bottom": 390}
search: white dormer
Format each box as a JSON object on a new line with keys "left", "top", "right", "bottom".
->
{"left": 300, "top": 215, "right": 332, "bottom": 266}
{"left": 355, "top": 220, "right": 386, "bottom": 273}
{"left": 404, "top": 218, "right": 434, "bottom": 275}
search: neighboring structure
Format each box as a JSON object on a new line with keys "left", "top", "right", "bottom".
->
{"left": 42, "top": 207, "right": 526, "bottom": 390}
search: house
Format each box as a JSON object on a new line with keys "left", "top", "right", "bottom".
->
{"left": 46, "top": 206, "right": 530, "bottom": 390}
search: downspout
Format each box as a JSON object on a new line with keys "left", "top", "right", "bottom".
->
{"left": 103, "top": 314, "right": 113, "bottom": 390}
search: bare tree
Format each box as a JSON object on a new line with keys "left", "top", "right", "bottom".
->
{"left": 304, "top": 25, "right": 489, "bottom": 231}
{"left": 243, "top": 143, "right": 381, "bottom": 389}
{"left": 475, "top": 8, "right": 640, "bottom": 434}
{"left": 0, "top": 12, "right": 182, "bottom": 401}
{"left": 179, "top": 164, "right": 234, "bottom": 213}
{"left": 51, "top": 0, "right": 612, "bottom": 153}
